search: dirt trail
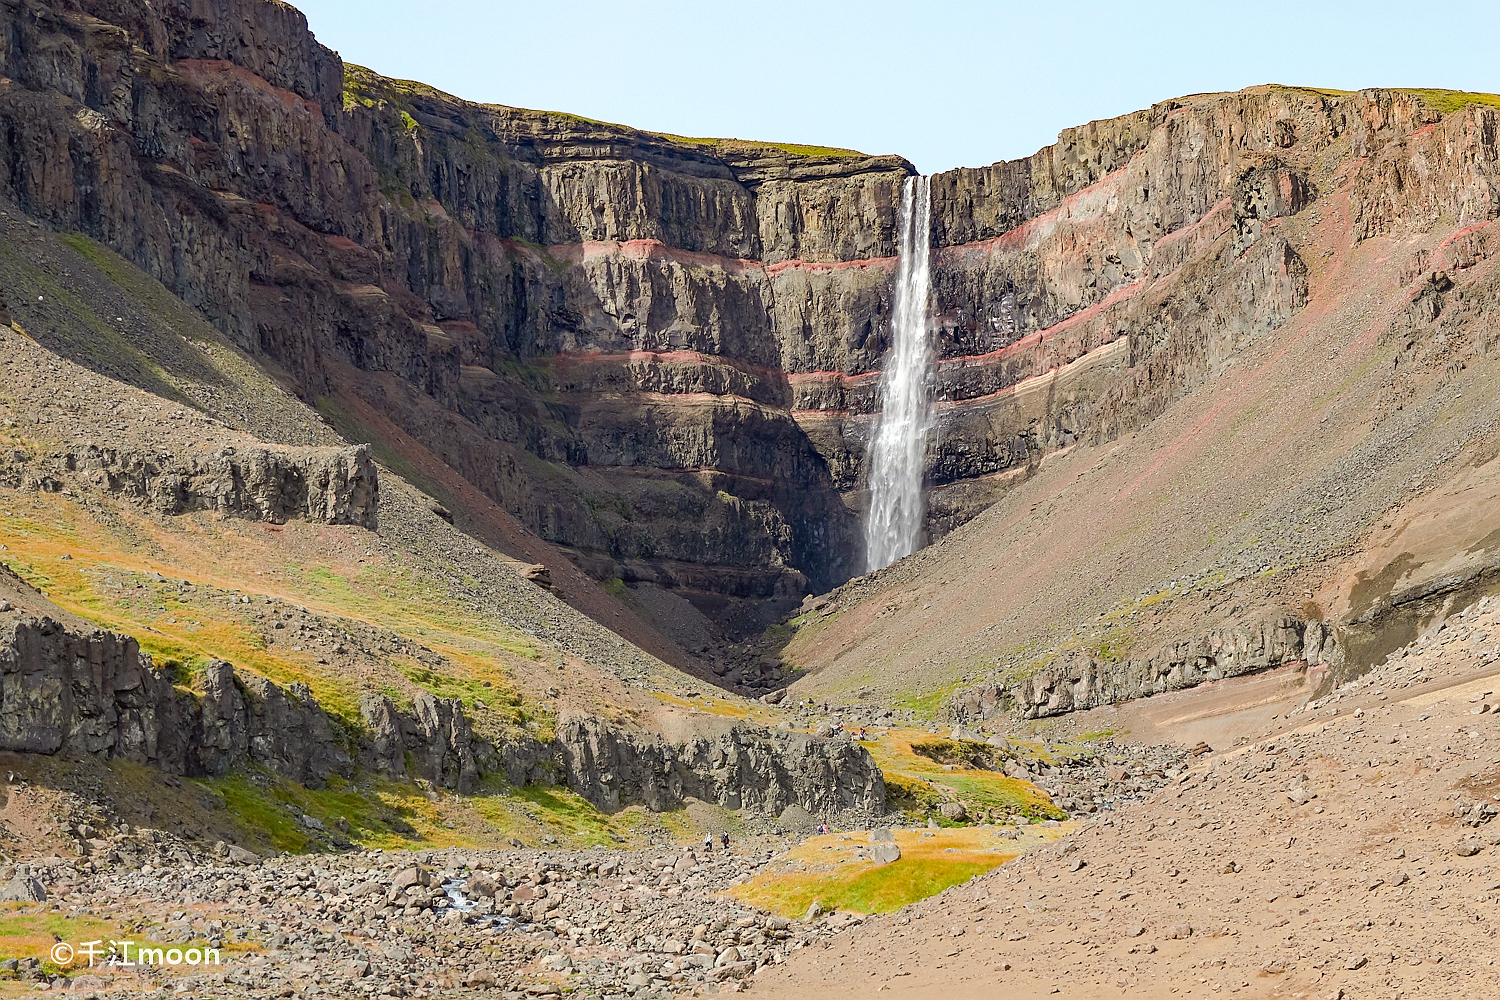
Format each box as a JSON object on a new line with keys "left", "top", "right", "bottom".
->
{"left": 750, "top": 601, "right": 1500, "bottom": 999}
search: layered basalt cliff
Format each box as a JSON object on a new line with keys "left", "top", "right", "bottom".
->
{"left": 4, "top": 0, "right": 1495, "bottom": 671}
{"left": 1, "top": 442, "right": 378, "bottom": 528}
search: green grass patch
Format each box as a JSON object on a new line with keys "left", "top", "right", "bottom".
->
{"left": 1397, "top": 88, "right": 1500, "bottom": 115}
{"left": 893, "top": 678, "right": 967, "bottom": 718}
{"left": 909, "top": 737, "right": 1009, "bottom": 770}
{"left": 861, "top": 730, "right": 1064, "bottom": 823}
{"left": 882, "top": 772, "right": 943, "bottom": 813}
{"left": 744, "top": 856, "right": 997, "bottom": 917}
{"left": 732, "top": 828, "right": 1044, "bottom": 917}
{"left": 655, "top": 135, "right": 868, "bottom": 159}
{"left": 511, "top": 786, "right": 635, "bottom": 846}
{"left": 0, "top": 909, "right": 120, "bottom": 968}
{"left": 399, "top": 663, "right": 519, "bottom": 717}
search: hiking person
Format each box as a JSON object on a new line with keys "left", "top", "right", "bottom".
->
{"left": 720, "top": 831, "right": 730, "bottom": 850}
{"left": 703, "top": 833, "right": 713, "bottom": 852}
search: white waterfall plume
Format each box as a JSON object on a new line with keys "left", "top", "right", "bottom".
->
{"left": 863, "top": 174, "right": 933, "bottom": 573}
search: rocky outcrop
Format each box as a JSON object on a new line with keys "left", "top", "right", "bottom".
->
{"left": 555, "top": 716, "right": 885, "bottom": 816}
{"left": 359, "top": 690, "right": 481, "bottom": 794}
{"left": 0, "top": 609, "right": 884, "bottom": 814}
{"left": 0, "top": 615, "right": 354, "bottom": 786}
{"left": 0, "top": 442, "right": 378, "bottom": 528}
{"left": 946, "top": 618, "right": 1341, "bottom": 722}
{"left": 357, "top": 698, "right": 886, "bottom": 816}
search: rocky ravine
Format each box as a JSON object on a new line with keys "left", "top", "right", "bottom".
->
{"left": 12, "top": 0, "right": 1490, "bottom": 655}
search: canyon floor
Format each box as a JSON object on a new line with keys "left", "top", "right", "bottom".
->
{"left": 751, "top": 600, "right": 1500, "bottom": 1000}
{"left": 1, "top": 591, "right": 1495, "bottom": 998}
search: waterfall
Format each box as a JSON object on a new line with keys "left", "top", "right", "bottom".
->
{"left": 864, "top": 174, "right": 934, "bottom": 573}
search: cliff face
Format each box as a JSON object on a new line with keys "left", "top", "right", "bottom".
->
{"left": 4, "top": 0, "right": 1496, "bottom": 663}
{"left": 0, "top": 605, "right": 883, "bottom": 816}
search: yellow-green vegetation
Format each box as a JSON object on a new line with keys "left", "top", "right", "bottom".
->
{"left": 908, "top": 737, "right": 1005, "bottom": 770}
{"left": 0, "top": 906, "right": 256, "bottom": 982}
{"left": 197, "top": 767, "right": 660, "bottom": 854}
{"left": 0, "top": 479, "right": 661, "bottom": 854}
{"left": 860, "top": 730, "right": 1065, "bottom": 823}
{"left": 0, "top": 487, "right": 539, "bottom": 729}
{"left": 653, "top": 690, "right": 757, "bottom": 721}
{"left": 732, "top": 826, "right": 1068, "bottom": 917}
{"left": 0, "top": 908, "right": 120, "bottom": 971}
{"left": 341, "top": 63, "right": 867, "bottom": 161}
{"left": 1093, "top": 623, "right": 1135, "bottom": 662}
{"left": 1277, "top": 85, "right": 1355, "bottom": 99}
{"left": 893, "top": 678, "right": 968, "bottom": 717}
{"left": 1398, "top": 88, "right": 1500, "bottom": 115}
{"left": 204, "top": 772, "right": 409, "bottom": 853}
{"left": 504, "top": 786, "right": 643, "bottom": 846}
{"left": 655, "top": 135, "right": 868, "bottom": 159}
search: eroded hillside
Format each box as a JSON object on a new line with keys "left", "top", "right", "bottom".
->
{"left": 780, "top": 90, "right": 1500, "bottom": 724}
{"left": 7, "top": 3, "right": 1491, "bottom": 705}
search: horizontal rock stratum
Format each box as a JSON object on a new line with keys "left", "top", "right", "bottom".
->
{"left": 9, "top": 0, "right": 1492, "bottom": 662}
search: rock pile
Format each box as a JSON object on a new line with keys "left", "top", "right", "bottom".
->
{"left": 1023, "top": 742, "right": 1190, "bottom": 817}
{"left": 0, "top": 845, "right": 863, "bottom": 997}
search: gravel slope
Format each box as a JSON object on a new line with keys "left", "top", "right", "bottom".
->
{"left": 751, "top": 598, "right": 1500, "bottom": 999}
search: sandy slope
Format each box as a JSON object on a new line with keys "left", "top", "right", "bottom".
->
{"left": 751, "top": 601, "right": 1500, "bottom": 999}
{"left": 782, "top": 183, "right": 1500, "bottom": 709}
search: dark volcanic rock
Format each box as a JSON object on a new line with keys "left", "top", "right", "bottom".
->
{"left": 0, "top": 443, "right": 380, "bottom": 528}
{"left": 4, "top": 608, "right": 884, "bottom": 814}
{"left": 556, "top": 716, "right": 885, "bottom": 816}
{"left": 0, "top": 613, "right": 353, "bottom": 786}
{"left": 947, "top": 618, "right": 1341, "bottom": 722}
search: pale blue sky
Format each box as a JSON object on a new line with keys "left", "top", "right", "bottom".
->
{"left": 292, "top": 1, "right": 1500, "bottom": 174}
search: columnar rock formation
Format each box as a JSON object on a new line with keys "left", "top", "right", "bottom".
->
{"left": 0, "top": 443, "right": 379, "bottom": 528}
{"left": 947, "top": 618, "right": 1340, "bottom": 721}
{"left": 0, "top": 598, "right": 884, "bottom": 816}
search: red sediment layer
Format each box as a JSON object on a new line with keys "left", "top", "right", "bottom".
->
{"left": 546, "top": 273, "right": 1145, "bottom": 390}
{"left": 1153, "top": 198, "right": 1233, "bottom": 250}
{"left": 549, "top": 350, "right": 784, "bottom": 383}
